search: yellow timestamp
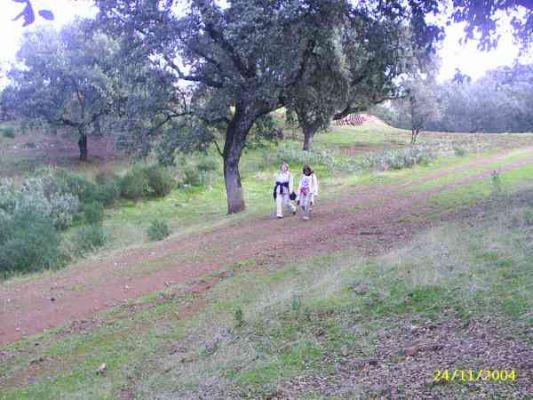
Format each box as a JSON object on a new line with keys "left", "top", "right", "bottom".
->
{"left": 434, "top": 369, "right": 517, "bottom": 383}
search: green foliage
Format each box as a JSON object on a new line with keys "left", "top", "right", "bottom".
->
{"left": 119, "top": 167, "right": 150, "bottom": 200}
{"left": 89, "top": 181, "right": 121, "bottom": 206}
{"left": 196, "top": 156, "right": 219, "bottom": 173}
{"left": 81, "top": 202, "right": 104, "bottom": 224}
{"left": 146, "top": 220, "right": 170, "bottom": 241}
{"left": 144, "top": 165, "right": 175, "bottom": 197}
{"left": 265, "top": 144, "right": 337, "bottom": 172}
{"left": 1, "top": 22, "right": 125, "bottom": 160}
{"left": 0, "top": 208, "right": 63, "bottom": 277}
{"left": 0, "top": 173, "right": 80, "bottom": 230}
{"left": 182, "top": 165, "right": 202, "bottom": 187}
{"left": 361, "top": 146, "right": 435, "bottom": 171}
{"left": 120, "top": 164, "right": 175, "bottom": 199}
{"left": 453, "top": 146, "right": 467, "bottom": 157}
{"left": 234, "top": 307, "right": 245, "bottom": 328}
{"left": 1, "top": 127, "right": 15, "bottom": 138}
{"left": 54, "top": 170, "right": 95, "bottom": 203}
{"left": 75, "top": 224, "right": 107, "bottom": 253}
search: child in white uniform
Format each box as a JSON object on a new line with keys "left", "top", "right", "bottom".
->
{"left": 296, "top": 165, "right": 319, "bottom": 220}
{"left": 273, "top": 162, "right": 296, "bottom": 218}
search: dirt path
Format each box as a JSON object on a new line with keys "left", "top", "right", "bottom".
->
{"left": 1, "top": 149, "right": 532, "bottom": 346}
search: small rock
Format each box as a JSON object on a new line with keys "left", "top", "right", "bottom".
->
{"left": 50, "top": 297, "right": 55, "bottom": 302}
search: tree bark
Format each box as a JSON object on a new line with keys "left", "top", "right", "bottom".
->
{"left": 223, "top": 101, "right": 255, "bottom": 214}
{"left": 78, "top": 131, "right": 88, "bottom": 161}
{"left": 411, "top": 128, "right": 420, "bottom": 144}
{"left": 302, "top": 124, "right": 318, "bottom": 151}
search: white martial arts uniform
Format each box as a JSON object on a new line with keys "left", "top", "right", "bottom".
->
{"left": 274, "top": 171, "right": 296, "bottom": 217}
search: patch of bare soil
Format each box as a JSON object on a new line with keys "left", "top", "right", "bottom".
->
{"left": 280, "top": 318, "right": 532, "bottom": 399}
{"left": 0, "top": 149, "right": 531, "bottom": 347}
{"left": 0, "top": 132, "right": 123, "bottom": 175}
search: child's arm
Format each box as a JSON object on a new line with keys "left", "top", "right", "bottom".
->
{"left": 296, "top": 175, "right": 303, "bottom": 201}
{"left": 289, "top": 172, "right": 294, "bottom": 194}
{"left": 313, "top": 174, "right": 319, "bottom": 196}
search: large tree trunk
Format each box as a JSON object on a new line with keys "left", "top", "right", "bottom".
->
{"left": 78, "top": 132, "right": 88, "bottom": 161}
{"left": 223, "top": 102, "right": 255, "bottom": 214}
{"left": 302, "top": 124, "right": 318, "bottom": 151}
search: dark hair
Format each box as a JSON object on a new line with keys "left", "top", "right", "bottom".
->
{"left": 303, "top": 165, "right": 313, "bottom": 175}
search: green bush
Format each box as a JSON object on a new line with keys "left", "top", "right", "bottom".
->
{"left": 76, "top": 224, "right": 107, "bottom": 252}
{"left": 0, "top": 178, "right": 18, "bottom": 212}
{"left": 1, "top": 127, "right": 15, "bottom": 139}
{"left": 147, "top": 220, "right": 170, "bottom": 241}
{"left": 145, "top": 165, "right": 175, "bottom": 197}
{"left": 87, "top": 181, "right": 120, "bottom": 206}
{"left": 81, "top": 202, "right": 104, "bottom": 224}
{"left": 362, "top": 146, "right": 435, "bottom": 171}
{"left": 197, "top": 156, "right": 219, "bottom": 173}
{"left": 265, "top": 144, "right": 337, "bottom": 172}
{"left": 182, "top": 165, "right": 202, "bottom": 186}
{"left": 453, "top": 146, "right": 467, "bottom": 157}
{"left": 0, "top": 208, "right": 63, "bottom": 277}
{"left": 119, "top": 167, "right": 150, "bottom": 200}
{"left": 16, "top": 173, "right": 80, "bottom": 230}
{"left": 54, "top": 170, "right": 95, "bottom": 202}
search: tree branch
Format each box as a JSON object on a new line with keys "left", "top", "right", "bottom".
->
{"left": 163, "top": 55, "right": 224, "bottom": 88}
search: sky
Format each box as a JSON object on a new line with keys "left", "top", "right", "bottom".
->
{"left": 0, "top": 0, "right": 531, "bottom": 86}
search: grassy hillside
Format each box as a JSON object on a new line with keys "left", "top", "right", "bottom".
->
{"left": 0, "top": 121, "right": 532, "bottom": 399}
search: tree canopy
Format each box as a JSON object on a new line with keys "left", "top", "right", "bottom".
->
{"left": 2, "top": 22, "right": 122, "bottom": 160}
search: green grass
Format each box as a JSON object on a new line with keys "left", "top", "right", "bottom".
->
{"left": 3, "top": 184, "right": 531, "bottom": 398}
{"left": 1, "top": 121, "right": 532, "bottom": 397}
{"left": 429, "top": 163, "right": 533, "bottom": 210}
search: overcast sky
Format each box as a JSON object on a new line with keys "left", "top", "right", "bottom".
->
{"left": 0, "top": 0, "right": 530, "bottom": 85}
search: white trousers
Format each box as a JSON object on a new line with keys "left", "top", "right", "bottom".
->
{"left": 276, "top": 193, "right": 295, "bottom": 217}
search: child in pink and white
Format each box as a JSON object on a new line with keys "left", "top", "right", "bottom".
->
{"left": 273, "top": 162, "right": 296, "bottom": 218}
{"left": 296, "top": 165, "right": 319, "bottom": 220}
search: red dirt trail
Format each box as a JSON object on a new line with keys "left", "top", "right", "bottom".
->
{"left": 1, "top": 148, "right": 532, "bottom": 346}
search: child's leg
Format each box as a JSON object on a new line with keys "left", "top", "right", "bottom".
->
{"left": 276, "top": 194, "right": 283, "bottom": 217}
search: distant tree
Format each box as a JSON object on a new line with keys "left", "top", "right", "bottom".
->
{"left": 437, "top": 64, "right": 533, "bottom": 133}
{"left": 288, "top": 4, "right": 431, "bottom": 151}
{"left": 2, "top": 22, "right": 122, "bottom": 160}
{"left": 402, "top": 78, "right": 441, "bottom": 144}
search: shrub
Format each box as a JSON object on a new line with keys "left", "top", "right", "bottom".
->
{"left": 76, "top": 224, "right": 107, "bottom": 252}
{"left": 147, "top": 220, "right": 170, "bottom": 241}
{"left": 0, "top": 209, "right": 63, "bottom": 277}
{"left": 48, "top": 192, "right": 80, "bottom": 230}
{"left": 95, "top": 171, "right": 118, "bottom": 185}
{"left": 145, "top": 165, "right": 175, "bottom": 197}
{"left": 82, "top": 202, "right": 104, "bottom": 224}
{"left": 87, "top": 181, "right": 120, "bottom": 206}
{"left": 182, "top": 165, "right": 202, "bottom": 186}
{"left": 120, "top": 167, "right": 150, "bottom": 200}
{"left": 1, "top": 127, "right": 15, "bottom": 139}
{"left": 18, "top": 174, "right": 80, "bottom": 230}
{"left": 54, "top": 170, "right": 95, "bottom": 202}
{"left": 265, "top": 144, "right": 337, "bottom": 172}
{"left": 0, "top": 179, "right": 18, "bottom": 213}
{"left": 453, "top": 146, "right": 467, "bottom": 157}
{"left": 362, "top": 146, "right": 435, "bottom": 171}
{"left": 197, "top": 156, "right": 219, "bottom": 173}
